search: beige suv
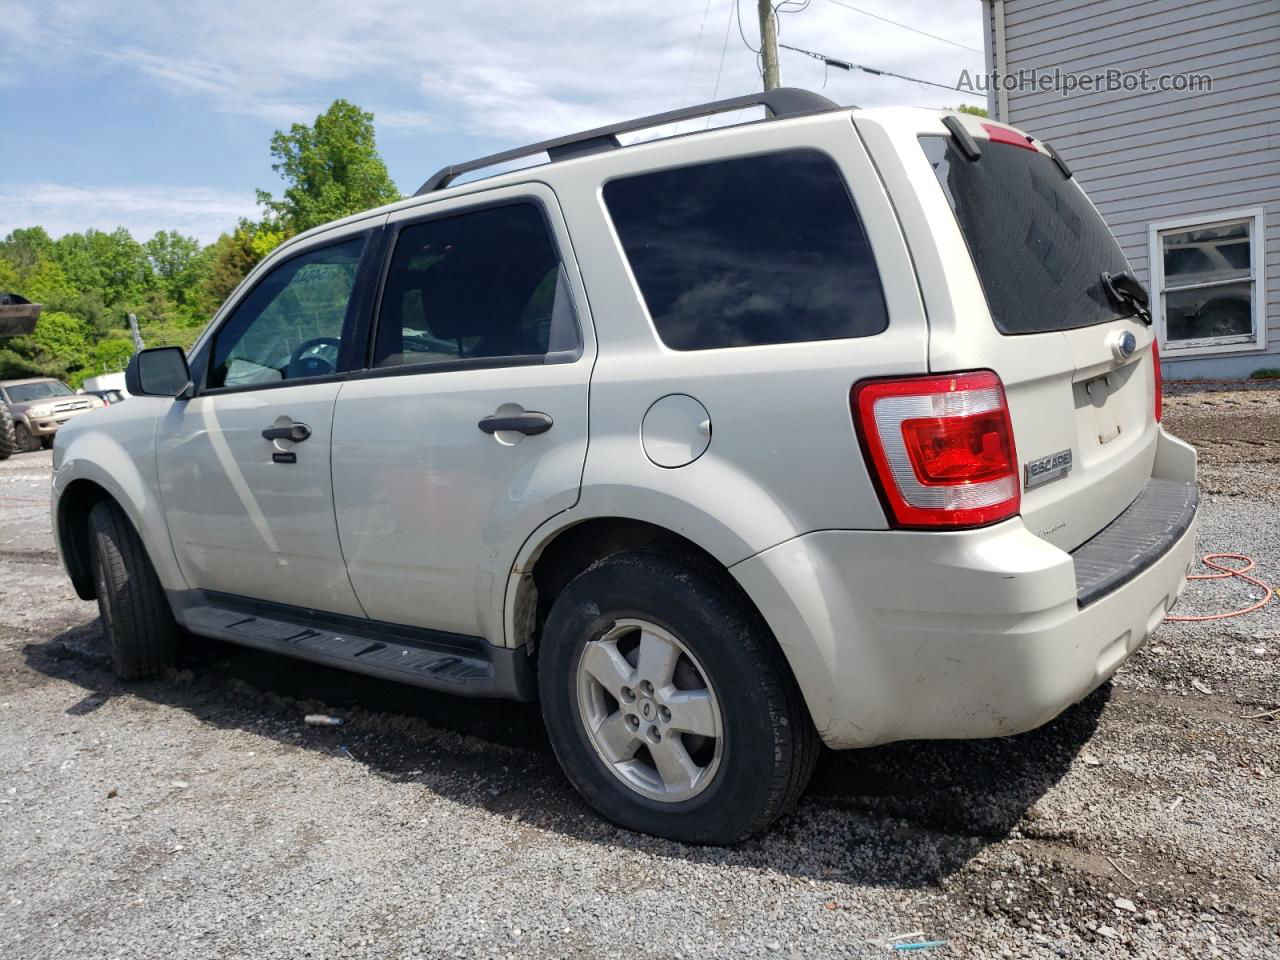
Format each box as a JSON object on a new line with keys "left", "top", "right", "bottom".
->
{"left": 50, "top": 89, "right": 1197, "bottom": 844}
{"left": 1, "top": 378, "right": 103, "bottom": 452}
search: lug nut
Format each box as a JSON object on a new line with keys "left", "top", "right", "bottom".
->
{"left": 659, "top": 705, "right": 671, "bottom": 723}
{"left": 639, "top": 680, "right": 654, "bottom": 696}
{"left": 626, "top": 714, "right": 640, "bottom": 730}
{"left": 620, "top": 686, "right": 636, "bottom": 702}
{"left": 647, "top": 725, "right": 661, "bottom": 743}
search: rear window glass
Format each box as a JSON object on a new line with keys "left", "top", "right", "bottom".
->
{"left": 603, "top": 150, "right": 888, "bottom": 351}
{"left": 921, "top": 135, "right": 1132, "bottom": 335}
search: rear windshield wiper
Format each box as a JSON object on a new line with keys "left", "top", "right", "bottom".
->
{"left": 1101, "top": 270, "right": 1151, "bottom": 324}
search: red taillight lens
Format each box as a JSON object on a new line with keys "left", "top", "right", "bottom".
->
{"left": 1151, "top": 340, "right": 1163, "bottom": 423}
{"left": 853, "top": 371, "right": 1020, "bottom": 529}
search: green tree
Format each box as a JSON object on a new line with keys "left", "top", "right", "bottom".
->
{"left": 953, "top": 104, "right": 990, "bottom": 117}
{"left": 0, "top": 310, "right": 94, "bottom": 382}
{"left": 257, "top": 99, "right": 401, "bottom": 233}
{"left": 87, "top": 338, "right": 136, "bottom": 378}
{"left": 52, "top": 229, "right": 150, "bottom": 309}
{"left": 145, "top": 230, "right": 205, "bottom": 307}
{"left": 0, "top": 227, "right": 56, "bottom": 277}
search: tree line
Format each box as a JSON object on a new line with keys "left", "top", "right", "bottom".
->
{"left": 0, "top": 99, "right": 401, "bottom": 386}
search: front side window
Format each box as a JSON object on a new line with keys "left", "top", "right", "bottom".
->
{"left": 1153, "top": 212, "right": 1261, "bottom": 351}
{"left": 373, "top": 202, "right": 580, "bottom": 369}
{"left": 602, "top": 150, "right": 888, "bottom": 350}
{"left": 209, "top": 236, "right": 366, "bottom": 389}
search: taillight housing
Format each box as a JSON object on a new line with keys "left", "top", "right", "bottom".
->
{"left": 1151, "top": 340, "right": 1163, "bottom": 422}
{"left": 853, "top": 371, "right": 1021, "bottom": 529}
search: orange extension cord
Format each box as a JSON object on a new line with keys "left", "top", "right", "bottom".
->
{"left": 1166, "top": 553, "right": 1275, "bottom": 622}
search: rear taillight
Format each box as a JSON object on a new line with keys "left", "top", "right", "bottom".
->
{"left": 852, "top": 371, "right": 1020, "bottom": 529}
{"left": 1151, "top": 340, "right": 1163, "bottom": 422}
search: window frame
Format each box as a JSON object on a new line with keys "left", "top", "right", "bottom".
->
{"left": 1148, "top": 206, "right": 1266, "bottom": 357}
{"left": 197, "top": 227, "right": 381, "bottom": 397}
{"left": 358, "top": 195, "right": 585, "bottom": 381}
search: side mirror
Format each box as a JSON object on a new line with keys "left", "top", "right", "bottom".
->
{"left": 126, "top": 346, "right": 193, "bottom": 398}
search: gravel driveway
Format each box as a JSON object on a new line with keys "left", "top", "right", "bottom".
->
{"left": 1, "top": 389, "right": 1277, "bottom": 959}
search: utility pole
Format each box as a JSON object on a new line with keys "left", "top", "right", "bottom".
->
{"left": 757, "top": 0, "right": 781, "bottom": 90}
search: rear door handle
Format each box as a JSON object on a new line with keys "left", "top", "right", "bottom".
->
{"left": 262, "top": 420, "right": 312, "bottom": 443}
{"left": 477, "top": 412, "right": 553, "bottom": 436}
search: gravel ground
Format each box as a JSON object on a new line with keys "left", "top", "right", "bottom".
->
{"left": 1, "top": 388, "right": 1277, "bottom": 959}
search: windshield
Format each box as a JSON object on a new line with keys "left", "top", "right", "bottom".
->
{"left": 6, "top": 380, "right": 74, "bottom": 403}
{"left": 921, "top": 135, "right": 1133, "bottom": 334}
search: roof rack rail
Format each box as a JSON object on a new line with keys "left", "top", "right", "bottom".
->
{"left": 415, "top": 87, "right": 842, "bottom": 195}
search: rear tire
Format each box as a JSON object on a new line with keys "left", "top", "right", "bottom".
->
{"left": 0, "top": 404, "right": 13, "bottom": 460}
{"left": 89, "top": 500, "right": 179, "bottom": 680}
{"left": 538, "top": 551, "right": 818, "bottom": 844}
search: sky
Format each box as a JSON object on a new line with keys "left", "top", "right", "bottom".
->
{"left": 0, "top": 0, "right": 986, "bottom": 245}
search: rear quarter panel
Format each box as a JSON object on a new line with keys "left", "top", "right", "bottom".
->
{"left": 541, "top": 110, "right": 931, "bottom": 565}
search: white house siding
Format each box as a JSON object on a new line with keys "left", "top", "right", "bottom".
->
{"left": 983, "top": 0, "right": 1280, "bottom": 378}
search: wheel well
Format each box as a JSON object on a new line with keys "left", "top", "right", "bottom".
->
{"left": 57, "top": 479, "right": 112, "bottom": 601}
{"left": 516, "top": 518, "right": 752, "bottom": 653}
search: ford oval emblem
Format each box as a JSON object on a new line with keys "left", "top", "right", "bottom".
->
{"left": 1110, "top": 330, "right": 1137, "bottom": 361}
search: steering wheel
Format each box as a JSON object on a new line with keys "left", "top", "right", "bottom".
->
{"left": 288, "top": 337, "right": 342, "bottom": 378}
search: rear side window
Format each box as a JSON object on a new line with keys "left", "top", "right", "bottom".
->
{"left": 373, "top": 202, "right": 581, "bottom": 369}
{"left": 921, "top": 135, "right": 1132, "bottom": 335}
{"left": 603, "top": 150, "right": 887, "bottom": 350}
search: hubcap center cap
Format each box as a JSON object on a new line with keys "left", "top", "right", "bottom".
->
{"left": 638, "top": 698, "right": 658, "bottom": 722}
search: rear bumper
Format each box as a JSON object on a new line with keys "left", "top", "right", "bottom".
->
{"left": 732, "top": 428, "right": 1198, "bottom": 748}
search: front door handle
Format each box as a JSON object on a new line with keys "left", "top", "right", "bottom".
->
{"left": 262, "top": 420, "right": 312, "bottom": 443}
{"left": 478, "top": 412, "right": 553, "bottom": 436}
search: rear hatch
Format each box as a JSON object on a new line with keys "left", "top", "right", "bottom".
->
{"left": 911, "top": 116, "right": 1160, "bottom": 551}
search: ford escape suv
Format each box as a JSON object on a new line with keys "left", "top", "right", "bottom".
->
{"left": 51, "top": 89, "right": 1197, "bottom": 844}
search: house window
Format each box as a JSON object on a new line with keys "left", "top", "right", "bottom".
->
{"left": 1150, "top": 208, "right": 1266, "bottom": 354}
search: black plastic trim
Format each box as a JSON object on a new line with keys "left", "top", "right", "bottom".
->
{"left": 1071, "top": 477, "right": 1198, "bottom": 608}
{"left": 941, "top": 115, "right": 981, "bottom": 161}
{"left": 170, "top": 590, "right": 536, "bottom": 701}
{"left": 1043, "top": 141, "right": 1073, "bottom": 179}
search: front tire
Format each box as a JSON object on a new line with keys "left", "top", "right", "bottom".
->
{"left": 538, "top": 551, "right": 818, "bottom": 844}
{"left": 89, "top": 500, "right": 179, "bottom": 679}
{"left": 14, "top": 423, "right": 39, "bottom": 454}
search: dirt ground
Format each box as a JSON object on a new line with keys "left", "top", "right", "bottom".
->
{"left": 0, "top": 389, "right": 1277, "bottom": 959}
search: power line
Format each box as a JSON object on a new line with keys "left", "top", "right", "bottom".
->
{"left": 825, "top": 0, "right": 983, "bottom": 54}
{"left": 780, "top": 42, "right": 966, "bottom": 92}
{"left": 680, "top": 0, "right": 716, "bottom": 111}
{"left": 708, "top": 0, "right": 738, "bottom": 116}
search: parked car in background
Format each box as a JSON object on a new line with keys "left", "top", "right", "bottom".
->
{"left": 83, "top": 388, "right": 127, "bottom": 406}
{"left": 2, "top": 378, "right": 104, "bottom": 452}
{"left": 50, "top": 89, "right": 1198, "bottom": 844}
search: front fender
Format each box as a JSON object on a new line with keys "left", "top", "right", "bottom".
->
{"left": 52, "top": 403, "right": 187, "bottom": 594}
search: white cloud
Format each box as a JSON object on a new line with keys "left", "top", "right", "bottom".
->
{"left": 1, "top": 1, "right": 985, "bottom": 240}
{"left": 3, "top": 0, "right": 986, "bottom": 140}
{"left": 0, "top": 183, "right": 259, "bottom": 245}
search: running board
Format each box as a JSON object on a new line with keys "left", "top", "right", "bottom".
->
{"left": 169, "top": 591, "right": 535, "bottom": 701}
